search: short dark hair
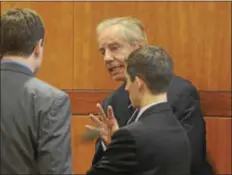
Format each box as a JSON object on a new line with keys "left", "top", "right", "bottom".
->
{"left": 126, "top": 45, "right": 173, "bottom": 94}
{"left": 0, "top": 8, "right": 44, "bottom": 58}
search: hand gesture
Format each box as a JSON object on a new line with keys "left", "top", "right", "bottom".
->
{"left": 84, "top": 103, "right": 119, "bottom": 145}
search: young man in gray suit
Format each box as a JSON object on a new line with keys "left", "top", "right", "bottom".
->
{"left": 86, "top": 45, "right": 191, "bottom": 175}
{"left": 91, "top": 17, "right": 214, "bottom": 175}
{"left": 0, "top": 8, "right": 72, "bottom": 174}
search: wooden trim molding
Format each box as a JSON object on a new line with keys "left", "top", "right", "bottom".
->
{"left": 66, "top": 90, "right": 231, "bottom": 117}
{"left": 199, "top": 91, "right": 231, "bottom": 117}
{"left": 66, "top": 91, "right": 110, "bottom": 115}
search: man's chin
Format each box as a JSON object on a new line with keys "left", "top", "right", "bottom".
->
{"left": 129, "top": 102, "right": 137, "bottom": 109}
{"left": 111, "top": 74, "right": 125, "bottom": 82}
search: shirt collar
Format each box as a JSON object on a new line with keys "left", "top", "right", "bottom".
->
{"left": 135, "top": 100, "right": 167, "bottom": 122}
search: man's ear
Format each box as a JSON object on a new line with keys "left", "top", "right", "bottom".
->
{"left": 135, "top": 76, "right": 144, "bottom": 90}
{"left": 134, "top": 40, "right": 147, "bottom": 49}
{"left": 34, "top": 39, "right": 43, "bottom": 58}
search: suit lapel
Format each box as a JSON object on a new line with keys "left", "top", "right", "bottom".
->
{"left": 112, "top": 83, "right": 134, "bottom": 127}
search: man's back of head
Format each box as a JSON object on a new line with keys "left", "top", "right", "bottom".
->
{"left": 124, "top": 45, "right": 174, "bottom": 108}
{"left": 0, "top": 8, "right": 45, "bottom": 73}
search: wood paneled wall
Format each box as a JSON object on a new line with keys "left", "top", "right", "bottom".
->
{"left": 1, "top": 1, "right": 231, "bottom": 175}
{"left": 1, "top": 2, "right": 230, "bottom": 90}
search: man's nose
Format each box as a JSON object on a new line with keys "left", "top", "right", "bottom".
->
{"left": 125, "top": 84, "right": 128, "bottom": 91}
{"left": 104, "top": 50, "right": 114, "bottom": 62}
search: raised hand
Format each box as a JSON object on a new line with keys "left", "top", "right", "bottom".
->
{"left": 83, "top": 103, "right": 119, "bottom": 145}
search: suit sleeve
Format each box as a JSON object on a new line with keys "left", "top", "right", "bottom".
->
{"left": 37, "top": 92, "right": 73, "bottom": 174}
{"left": 171, "top": 85, "right": 207, "bottom": 170}
{"left": 87, "top": 128, "right": 137, "bottom": 175}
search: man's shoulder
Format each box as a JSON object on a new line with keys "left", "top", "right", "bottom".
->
{"left": 25, "top": 77, "right": 68, "bottom": 100}
{"left": 168, "top": 75, "right": 198, "bottom": 99}
{"left": 123, "top": 112, "right": 189, "bottom": 146}
{"left": 102, "top": 83, "right": 127, "bottom": 105}
{"left": 170, "top": 75, "right": 196, "bottom": 91}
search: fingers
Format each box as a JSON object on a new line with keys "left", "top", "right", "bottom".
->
{"left": 107, "top": 105, "right": 115, "bottom": 120}
{"left": 96, "top": 103, "right": 115, "bottom": 121}
{"left": 84, "top": 125, "right": 108, "bottom": 143}
{"left": 82, "top": 125, "right": 101, "bottom": 141}
{"left": 89, "top": 113, "right": 102, "bottom": 127}
{"left": 96, "top": 103, "right": 107, "bottom": 118}
{"left": 97, "top": 113, "right": 104, "bottom": 122}
{"left": 85, "top": 125, "right": 99, "bottom": 131}
{"left": 85, "top": 125, "right": 106, "bottom": 137}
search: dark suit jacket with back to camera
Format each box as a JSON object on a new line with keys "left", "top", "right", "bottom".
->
{"left": 87, "top": 102, "right": 191, "bottom": 175}
{"left": 1, "top": 62, "right": 73, "bottom": 174}
{"left": 92, "top": 75, "right": 214, "bottom": 175}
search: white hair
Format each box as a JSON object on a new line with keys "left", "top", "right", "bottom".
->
{"left": 96, "top": 16, "right": 148, "bottom": 45}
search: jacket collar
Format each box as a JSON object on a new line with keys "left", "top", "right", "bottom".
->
{"left": 139, "top": 102, "right": 172, "bottom": 120}
{"left": 1, "top": 61, "right": 33, "bottom": 76}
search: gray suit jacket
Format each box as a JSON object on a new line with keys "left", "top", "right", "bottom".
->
{"left": 0, "top": 62, "right": 73, "bottom": 174}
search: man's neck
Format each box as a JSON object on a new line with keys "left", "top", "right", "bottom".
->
{"left": 140, "top": 92, "right": 167, "bottom": 109}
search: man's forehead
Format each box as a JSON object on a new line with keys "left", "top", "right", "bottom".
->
{"left": 98, "top": 26, "right": 125, "bottom": 47}
{"left": 99, "top": 39, "right": 120, "bottom": 48}
{"left": 98, "top": 34, "right": 122, "bottom": 45}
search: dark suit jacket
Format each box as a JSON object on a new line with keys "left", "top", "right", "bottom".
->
{"left": 0, "top": 62, "right": 73, "bottom": 174}
{"left": 87, "top": 103, "right": 191, "bottom": 175}
{"left": 92, "top": 75, "right": 214, "bottom": 175}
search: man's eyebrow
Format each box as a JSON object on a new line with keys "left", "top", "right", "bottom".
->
{"left": 98, "top": 42, "right": 119, "bottom": 51}
{"left": 98, "top": 47, "right": 104, "bottom": 51}
{"left": 109, "top": 42, "right": 119, "bottom": 46}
